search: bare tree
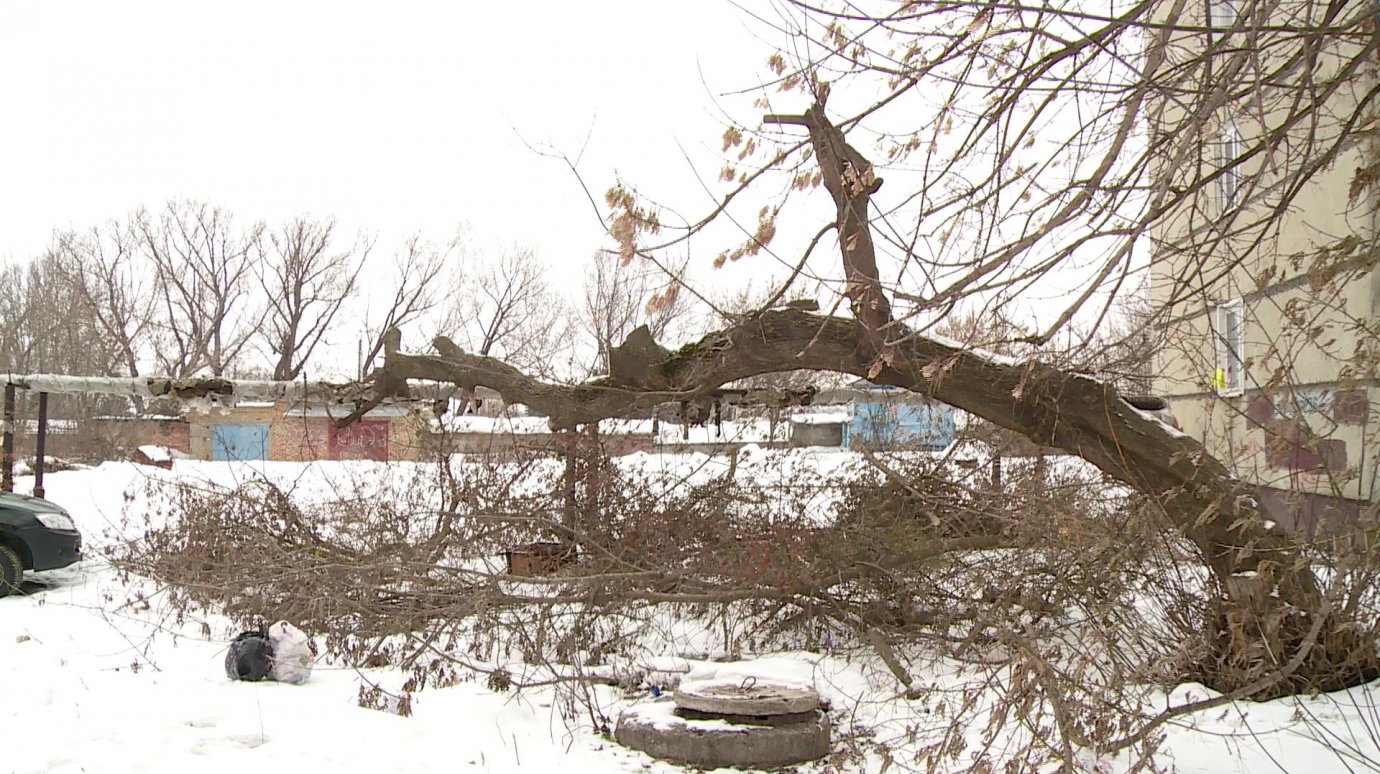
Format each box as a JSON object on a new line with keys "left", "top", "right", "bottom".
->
{"left": 0, "top": 263, "right": 35, "bottom": 372}
{"left": 581, "top": 250, "right": 690, "bottom": 376}
{"left": 357, "top": 233, "right": 450, "bottom": 378}
{"left": 0, "top": 252, "right": 115, "bottom": 377}
{"left": 352, "top": 0, "right": 1380, "bottom": 705}
{"left": 569, "top": 0, "right": 1378, "bottom": 703}
{"left": 256, "top": 217, "right": 369, "bottom": 381}
{"left": 51, "top": 220, "right": 156, "bottom": 378}
{"left": 0, "top": 250, "right": 130, "bottom": 430}
{"left": 135, "top": 201, "right": 261, "bottom": 378}
{"left": 438, "top": 244, "right": 568, "bottom": 377}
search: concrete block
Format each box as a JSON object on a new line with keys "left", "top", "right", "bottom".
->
{"left": 616, "top": 702, "right": 830, "bottom": 769}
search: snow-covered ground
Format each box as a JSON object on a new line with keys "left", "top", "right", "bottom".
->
{"left": 437, "top": 414, "right": 804, "bottom": 445}
{"left": 4, "top": 460, "right": 1380, "bottom": 773}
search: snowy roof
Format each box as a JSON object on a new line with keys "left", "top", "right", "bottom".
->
{"left": 791, "top": 410, "right": 849, "bottom": 425}
{"left": 136, "top": 445, "right": 194, "bottom": 462}
{"left": 432, "top": 415, "right": 793, "bottom": 445}
{"left": 13, "top": 419, "right": 79, "bottom": 432}
{"left": 436, "top": 415, "right": 554, "bottom": 435}
{"left": 283, "top": 404, "right": 411, "bottom": 419}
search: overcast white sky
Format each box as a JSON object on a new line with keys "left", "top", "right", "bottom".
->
{"left": 0, "top": 1, "right": 778, "bottom": 294}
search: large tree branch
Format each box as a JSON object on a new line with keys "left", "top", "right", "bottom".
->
{"left": 765, "top": 104, "right": 892, "bottom": 336}
{"left": 379, "top": 308, "right": 1304, "bottom": 598}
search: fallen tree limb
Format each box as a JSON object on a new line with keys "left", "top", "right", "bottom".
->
{"left": 379, "top": 309, "right": 1306, "bottom": 604}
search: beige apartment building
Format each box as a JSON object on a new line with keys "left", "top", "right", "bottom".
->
{"left": 1147, "top": 0, "right": 1378, "bottom": 524}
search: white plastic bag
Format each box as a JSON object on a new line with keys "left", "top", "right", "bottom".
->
{"left": 267, "top": 620, "right": 314, "bottom": 685}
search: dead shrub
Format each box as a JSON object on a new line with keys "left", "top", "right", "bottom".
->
{"left": 105, "top": 439, "right": 1380, "bottom": 771}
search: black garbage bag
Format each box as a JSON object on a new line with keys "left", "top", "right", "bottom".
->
{"left": 224, "top": 629, "right": 274, "bottom": 682}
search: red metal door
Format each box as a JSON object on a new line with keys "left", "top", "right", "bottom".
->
{"left": 329, "top": 419, "right": 389, "bottom": 461}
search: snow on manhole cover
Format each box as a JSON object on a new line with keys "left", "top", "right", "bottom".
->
{"left": 674, "top": 679, "right": 821, "bottom": 717}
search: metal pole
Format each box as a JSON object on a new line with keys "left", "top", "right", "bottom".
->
{"left": 34, "top": 392, "right": 47, "bottom": 499}
{"left": 2, "top": 384, "right": 14, "bottom": 493}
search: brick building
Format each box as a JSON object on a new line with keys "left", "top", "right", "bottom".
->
{"left": 185, "top": 402, "right": 427, "bottom": 462}
{"left": 1146, "top": 0, "right": 1377, "bottom": 528}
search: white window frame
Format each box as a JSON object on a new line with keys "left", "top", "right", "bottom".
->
{"left": 1214, "top": 298, "right": 1245, "bottom": 397}
{"left": 1215, "top": 121, "right": 1242, "bottom": 215}
{"left": 1209, "top": 0, "right": 1238, "bottom": 29}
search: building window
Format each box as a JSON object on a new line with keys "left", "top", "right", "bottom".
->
{"left": 1209, "top": 0, "right": 1237, "bottom": 29}
{"left": 1215, "top": 122, "right": 1242, "bottom": 214}
{"left": 1213, "top": 298, "right": 1244, "bottom": 396}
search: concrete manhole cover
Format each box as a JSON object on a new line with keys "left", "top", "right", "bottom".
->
{"left": 674, "top": 681, "right": 821, "bottom": 717}
{"left": 616, "top": 702, "right": 830, "bottom": 769}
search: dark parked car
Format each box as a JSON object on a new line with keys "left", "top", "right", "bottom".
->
{"left": 0, "top": 493, "right": 82, "bottom": 596}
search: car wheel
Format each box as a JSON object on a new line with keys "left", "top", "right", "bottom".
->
{"left": 0, "top": 544, "right": 21, "bottom": 597}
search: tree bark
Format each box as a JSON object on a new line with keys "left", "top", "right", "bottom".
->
{"left": 765, "top": 105, "right": 891, "bottom": 337}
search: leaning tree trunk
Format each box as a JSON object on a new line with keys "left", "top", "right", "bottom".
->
{"left": 367, "top": 102, "right": 1370, "bottom": 697}
{"left": 761, "top": 99, "right": 1356, "bottom": 697}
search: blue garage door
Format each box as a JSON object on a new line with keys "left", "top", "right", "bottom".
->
{"left": 844, "top": 399, "right": 955, "bottom": 450}
{"left": 211, "top": 423, "right": 270, "bottom": 461}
